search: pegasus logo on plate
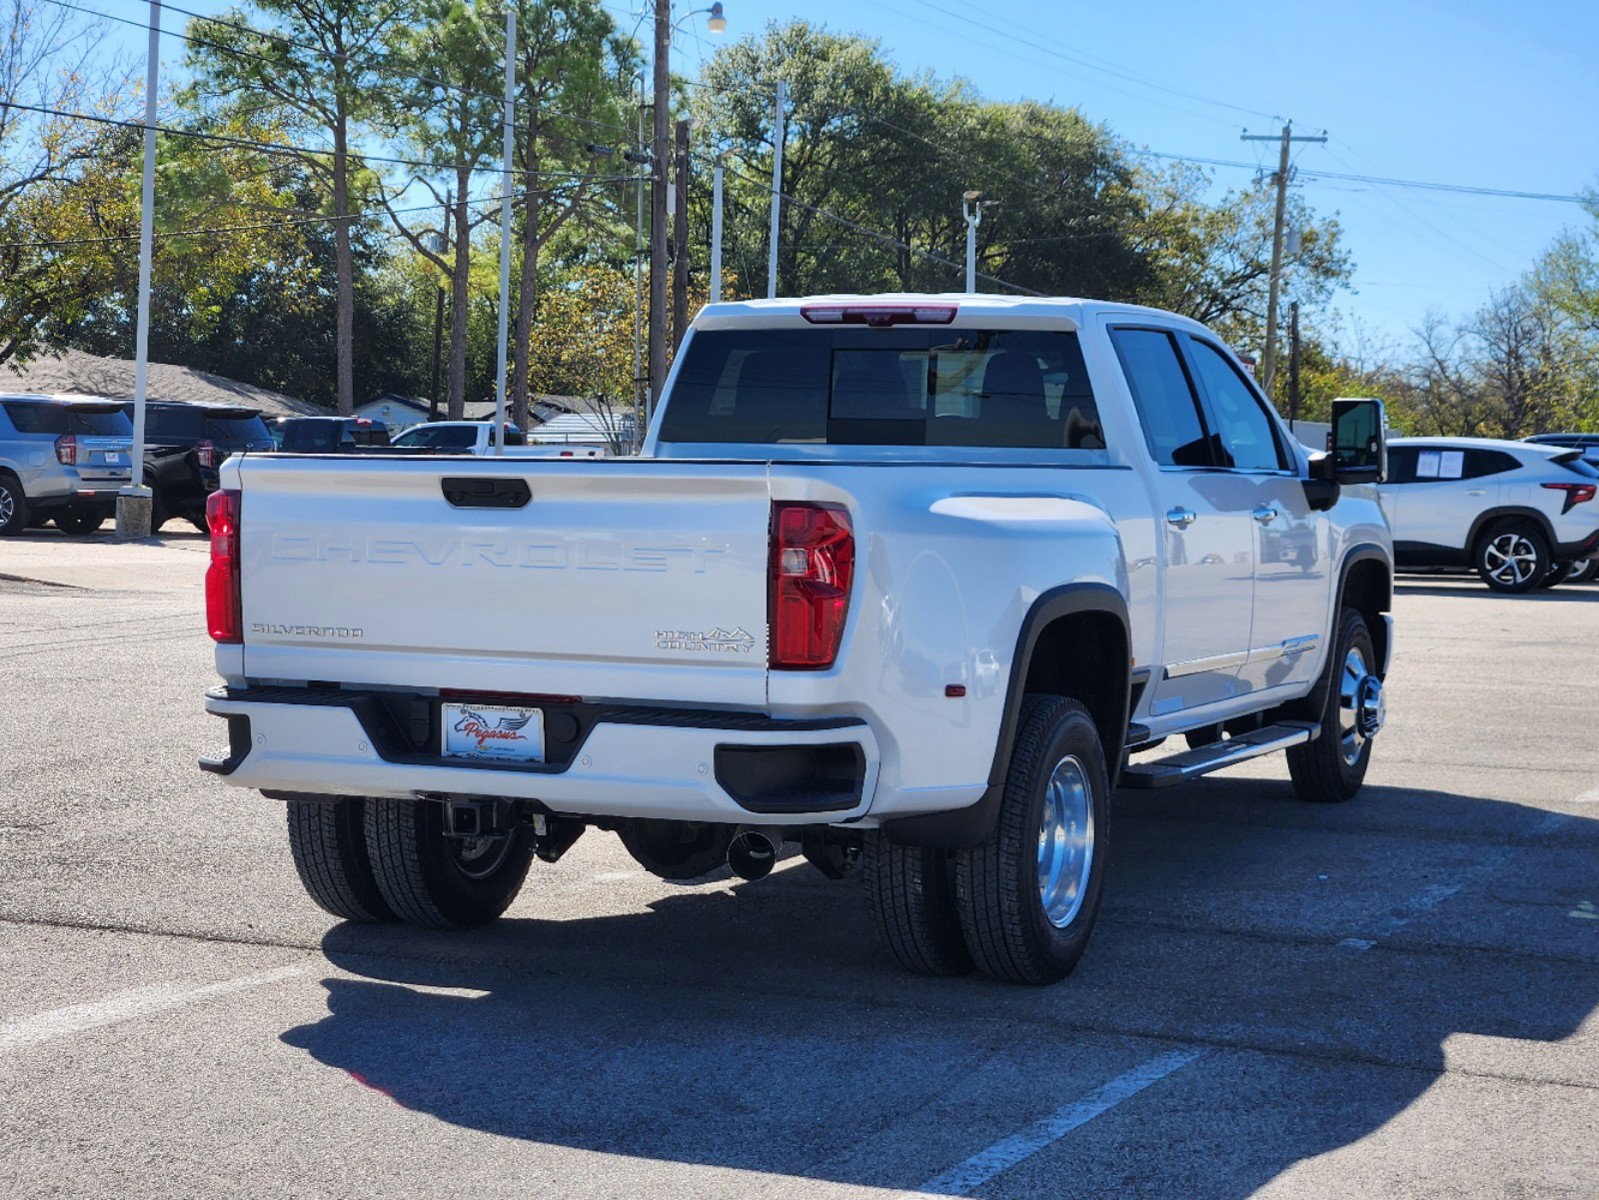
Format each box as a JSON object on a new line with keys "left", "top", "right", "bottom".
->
{"left": 452, "top": 707, "right": 532, "bottom": 751}
{"left": 656, "top": 627, "right": 757, "bottom": 654}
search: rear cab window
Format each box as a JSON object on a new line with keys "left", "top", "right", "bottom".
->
{"left": 3, "top": 402, "right": 130, "bottom": 436}
{"left": 657, "top": 326, "right": 1104, "bottom": 450}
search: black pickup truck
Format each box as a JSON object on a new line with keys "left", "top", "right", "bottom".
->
{"left": 120, "top": 401, "right": 273, "bottom": 530}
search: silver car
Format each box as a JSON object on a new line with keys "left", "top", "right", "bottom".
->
{"left": 0, "top": 394, "right": 134, "bottom": 536}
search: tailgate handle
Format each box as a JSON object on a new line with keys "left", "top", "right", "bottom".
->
{"left": 441, "top": 477, "right": 531, "bottom": 509}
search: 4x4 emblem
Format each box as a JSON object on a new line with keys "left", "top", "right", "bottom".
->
{"left": 656, "top": 627, "right": 756, "bottom": 654}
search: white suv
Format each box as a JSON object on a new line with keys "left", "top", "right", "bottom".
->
{"left": 1380, "top": 437, "right": 1599, "bottom": 591}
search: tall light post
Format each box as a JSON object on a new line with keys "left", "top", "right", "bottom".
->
{"left": 961, "top": 190, "right": 997, "bottom": 294}
{"left": 115, "top": 0, "right": 161, "bottom": 540}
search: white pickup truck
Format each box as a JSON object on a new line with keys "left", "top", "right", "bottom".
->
{"left": 200, "top": 295, "right": 1393, "bottom": 985}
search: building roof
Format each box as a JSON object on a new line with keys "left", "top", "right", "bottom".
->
{"left": 1, "top": 347, "right": 320, "bottom": 416}
{"left": 528, "top": 410, "right": 636, "bottom": 445}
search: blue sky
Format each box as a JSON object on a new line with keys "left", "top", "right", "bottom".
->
{"left": 107, "top": 0, "right": 1597, "bottom": 352}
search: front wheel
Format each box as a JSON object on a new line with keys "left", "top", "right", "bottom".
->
{"left": 364, "top": 797, "right": 534, "bottom": 928}
{"left": 1475, "top": 521, "right": 1549, "bottom": 593}
{"left": 1287, "top": 608, "right": 1383, "bottom": 804}
{"left": 955, "top": 696, "right": 1110, "bottom": 985}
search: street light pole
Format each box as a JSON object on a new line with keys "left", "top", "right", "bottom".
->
{"left": 766, "top": 79, "right": 786, "bottom": 299}
{"left": 491, "top": 8, "right": 516, "bottom": 455}
{"left": 647, "top": 0, "right": 670, "bottom": 433}
{"left": 961, "top": 190, "right": 982, "bottom": 293}
{"left": 116, "top": 0, "right": 161, "bottom": 540}
{"left": 710, "top": 155, "right": 724, "bottom": 302}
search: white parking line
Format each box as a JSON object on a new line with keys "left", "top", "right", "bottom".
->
{"left": 907, "top": 1048, "right": 1207, "bottom": 1197}
{"left": 0, "top": 965, "right": 306, "bottom": 1053}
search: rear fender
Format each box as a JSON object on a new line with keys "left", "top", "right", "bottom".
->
{"left": 885, "top": 583, "right": 1130, "bottom": 849}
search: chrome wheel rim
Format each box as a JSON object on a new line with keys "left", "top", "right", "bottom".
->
{"left": 0, "top": 485, "right": 13, "bottom": 525}
{"left": 1337, "top": 646, "right": 1383, "bottom": 766}
{"left": 1484, "top": 533, "right": 1538, "bottom": 586}
{"left": 1038, "top": 754, "right": 1094, "bottom": 929}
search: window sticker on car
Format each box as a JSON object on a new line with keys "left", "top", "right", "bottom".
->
{"left": 1416, "top": 450, "right": 1441, "bottom": 478}
{"left": 1438, "top": 450, "right": 1464, "bottom": 478}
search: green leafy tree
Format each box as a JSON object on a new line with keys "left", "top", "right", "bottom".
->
{"left": 185, "top": 0, "right": 400, "bottom": 414}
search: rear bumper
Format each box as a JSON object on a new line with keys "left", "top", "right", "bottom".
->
{"left": 1554, "top": 526, "right": 1599, "bottom": 561}
{"left": 201, "top": 687, "right": 878, "bottom": 825}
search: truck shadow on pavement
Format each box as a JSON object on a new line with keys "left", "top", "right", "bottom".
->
{"left": 282, "top": 782, "right": 1599, "bottom": 1197}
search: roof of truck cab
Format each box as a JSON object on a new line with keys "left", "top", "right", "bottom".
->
{"left": 691, "top": 294, "right": 1215, "bottom": 332}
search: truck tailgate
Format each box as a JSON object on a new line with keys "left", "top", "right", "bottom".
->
{"left": 236, "top": 456, "right": 772, "bottom": 706}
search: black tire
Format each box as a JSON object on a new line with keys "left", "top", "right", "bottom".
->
{"left": 1474, "top": 520, "right": 1550, "bottom": 593}
{"left": 364, "top": 797, "right": 534, "bottom": 928}
{"left": 1538, "top": 562, "right": 1573, "bottom": 589}
{"left": 188, "top": 510, "right": 210, "bottom": 534}
{"left": 286, "top": 798, "right": 395, "bottom": 922}
{"left": 149, "top": 488, "right": 169, "bottom": 532}
{"left": 1287, "top": 609, "right": 1380, "bottom": 804}
{"left": 53, "top": 509, "right": 106, "bottom": 536}
{"left": 863, "top": 834, "right": 972, "bottom": 977}
{"left": 0, "top": 473, "right": 28, "bottom": 537}
{"left": 955, "top": 696, "right": 1110, "bottom": 985}
{"left": 1571, "top": 558, "right": 1599, "bottom": 584}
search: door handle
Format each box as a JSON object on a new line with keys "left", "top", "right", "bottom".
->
{"left": 1465, "top": 489, "right": 1488, "bottom": 496}
{"left": 1252, "top": 504, "right": 1279, "bottom": 524}
{"left": 1166, "top": 507, "right": 1197, "bottom": 529}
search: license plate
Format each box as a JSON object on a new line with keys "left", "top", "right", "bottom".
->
{"left": 440, "top": 702, "right": 545, "bottom": 763}
{"left": 103, "top": 452, "right": 125, "bottom": 465}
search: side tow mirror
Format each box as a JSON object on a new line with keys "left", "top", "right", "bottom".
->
{"left": 1329, "top": 396, "right": 1388, "bottom": 484}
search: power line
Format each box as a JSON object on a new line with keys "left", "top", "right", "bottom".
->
{"left": 0, "top": 195, "right": 481, "bottom": 252}
{"left": 2, "top": 97, "right": 637, "bottom": 187}
{"left": 1134, "top": 145, "right": 1586, "bottom": 204}
{"left": 37, "top": 0, "right": 635, "bottom": 147}
{"left": 905, "top": 0, "right": 1283, "bottom": 123}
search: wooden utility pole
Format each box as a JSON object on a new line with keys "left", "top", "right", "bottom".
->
{"left": 672, "top": 118, "right": 691, "bottom": 353}
{"left": 1242, "top": 122, "right": 1326, "bottom": 398}
{"left": 648, "top": 0, "right": 670, "bottom": 427}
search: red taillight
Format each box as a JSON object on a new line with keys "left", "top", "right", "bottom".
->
{"left": 205, "top": 489, "right": 242, "bottom": 643}
{"left": 196, "top": 439, "right": 217, "bottom": 469}
{"left": 55, "top": 434, "right": 77, "bottom": 465}
{"left": 799, "top": 304, "right": 957, "bottom": 327}
{"left": 769, "top": 502, "right": 854, "bottom": 669}
{"left": 1543, "top": 482, "right": 1597, "bottom": 513}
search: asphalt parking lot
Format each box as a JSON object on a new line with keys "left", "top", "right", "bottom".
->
{"left": 1, "top": 529, "right": 1596, "bottom": 1199}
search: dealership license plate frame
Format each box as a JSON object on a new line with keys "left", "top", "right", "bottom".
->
{"left": 440, "top": 702, "right": 546, "bottom": 764}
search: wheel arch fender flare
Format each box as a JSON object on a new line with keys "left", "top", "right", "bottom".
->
{"left": 1333, "top": 543, "right": 1393, "bottom": 678}
{"left": 1466, "top": 507, "right": 1557, "bottom": 556}
{"left": 884, "top": 581, "right": 1131, "bottom": 850}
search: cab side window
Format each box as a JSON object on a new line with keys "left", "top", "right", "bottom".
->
{"left": 1186, "top": 339, "right": 1286, "bottom": 472}
{"left": 1109, "top": 327, "right": 1213, "bottom": 467}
